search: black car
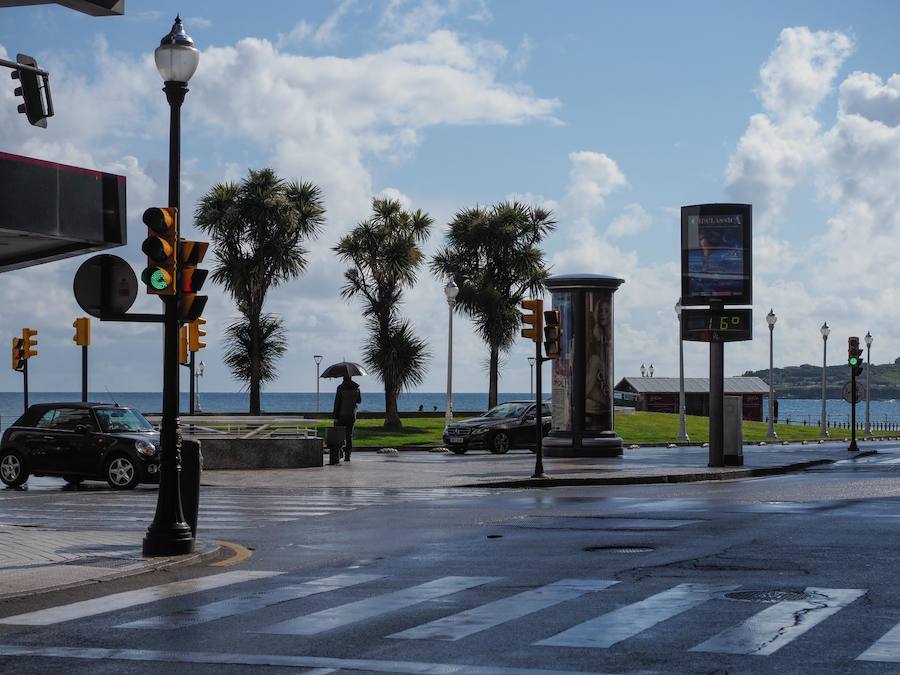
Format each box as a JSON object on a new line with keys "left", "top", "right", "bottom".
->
{"left": 0, "top": 403, "right": 161, "bottom": 490}
{"left": 443, "top": 400, "right": 551, "bottom": 454}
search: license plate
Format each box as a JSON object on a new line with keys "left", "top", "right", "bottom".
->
{"left": 449, "top": 437, "right": 465, "bottom": 444}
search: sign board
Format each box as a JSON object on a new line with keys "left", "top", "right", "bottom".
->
{"left": 73, "top": 254, "right": 137, "bottom": 318}
{"left": 681, "top": 204, "right": 752, "bottom": 307}
{"left": 842, "top": 381, "right": 866, "bottom": 404}
{"left": 681, "top": 307, "right": 752, "bottom": 343}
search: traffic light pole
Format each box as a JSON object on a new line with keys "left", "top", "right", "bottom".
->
{"left": 533, "top": 343, "right": 547, "bottom": 479}
{"left": 82, "top": 345, "right": 88, "bottom": 403}
{"left": 849, "top": 368, "right": 859, "bottom": 452}
{"left": 143, "top": 81, "right": 192, "bottom": 557}
{"left": 189, "top": 351, "right": 196, "bottom": 415}
{"left": 22, "top": 358, "right": 28, "bottom": 413}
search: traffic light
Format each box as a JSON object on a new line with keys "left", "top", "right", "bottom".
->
{"left": 11, "top": 338, "right": 24, "bottom": 372}
{"left": 178, "top": 239, "right": 209, "bottom": 321}
{"left": 848, "top": 336, "right": 864, "bottom": 377}
{"left": 521, "top": 298, "right": 544, "bottom": 342}
{"left": 179, "top": 325, "right": 189, "bottom": 365}
{"left": 188, "top": 317, "right": 207, "bottom": 352}
{"left": 141, "top": 207, "right": 178, "bottom": 295}
{"left": 11, "top": 54, "right": 51, "bottom": 128}
{"left": 73, "top": 317, "right": 91, "bottom": 347}
{"left": 543, "top": 309, "right": 561, "bottom": 359}
{"left": 22, "top": 328, "right": 38, "bottom": 360}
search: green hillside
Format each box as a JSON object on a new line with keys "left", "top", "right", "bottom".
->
{"left": 742, "top": 360, "right": 900, "bottom": 399}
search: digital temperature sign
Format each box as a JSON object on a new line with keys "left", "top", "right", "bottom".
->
{"left": 681, "top": 308, "right": 752, "bottom": 343}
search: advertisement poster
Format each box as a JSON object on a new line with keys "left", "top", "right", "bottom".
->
{"left": 681, "top": 205, "right": 752, "bottom": 305}
{"left": 551, "top": 291, "right": 573, "bottom": 433}
{"left": 584, "top": 290, "right": 612, "bottom": 432}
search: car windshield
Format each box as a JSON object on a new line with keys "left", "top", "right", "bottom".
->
{"left": 484, "top": 403, "right": 529, "bottom": 418}
{"left": 94, "top": 408, "right": 154, "bottom": 433}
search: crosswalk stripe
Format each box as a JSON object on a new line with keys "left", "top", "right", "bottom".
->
{"left": 389, "top": 579, "right": 617, "bottom": 641}
{"left": 0, "top": 570, "right": 281, "bottom": 626}
{"left": 537, "top": 583, "right": 737, "bottom": 649}
{"left": 258, "top": 576, "right": 499, "bottom": 636}
{"left": 857, "top": 619, "right": 900, "bottom": 662}
{"left": 116, "top": 573, "right": 385, "bottom": 629}
{"left": 691, "top": 587, "right": 866, "bottom": 655}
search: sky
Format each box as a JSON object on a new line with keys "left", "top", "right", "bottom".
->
{"left": 1, "top": 0, "right": 900, "bottom": 396}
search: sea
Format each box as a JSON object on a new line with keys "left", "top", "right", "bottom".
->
{"left": 1, "top": 393, "right": 898, "bottom": 434}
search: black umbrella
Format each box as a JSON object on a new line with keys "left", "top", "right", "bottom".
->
{"left": 320, "top": 361, "right": 368, "bottom": 378}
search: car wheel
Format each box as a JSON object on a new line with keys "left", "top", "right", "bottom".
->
{"left": 449, "top": 446, "right": 468, "bottom": 455}
{"left": 105, "top": 454, "right": 139, "bottom": 490}
{"left": 490, "top": 431, "right": 511, "bottom": 454}
{"left": 0, "top": 450, "right": 28, "bottom": 487}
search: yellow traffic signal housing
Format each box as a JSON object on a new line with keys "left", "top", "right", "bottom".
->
{"left": 73, "top": 317, "right": 91, "bottom": 347}
{"left": 520, "top": 298, "right": 544, "bottom": 342}
{"left": 141, "top": 207, "right": 178, "bottom": 295}
{"left": 179, "top": 324, "right": 189, "bottom": 365}
{"left": 189, "top": 317, "right": 207, "bottom": 352}
{"left": 178, "top": 239, "right": 209, "bottom": 321}
{"left": 543, "top": 309, "right": 561, "bottom": 359}
{"left": 11, "top": 338, "right": 24, "bottom": 371}
{"left": 21, "top": 328, "right": 38, "bottom": 359}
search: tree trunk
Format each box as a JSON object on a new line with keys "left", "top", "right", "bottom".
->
{"left": 384, "top": 382, "right": 402, "bottom": 430}
{"left": 249, "top": 314, "right": 261, "bottom": 415}
{"left": 488, "top": 346, "right": 499, "bottom": 409}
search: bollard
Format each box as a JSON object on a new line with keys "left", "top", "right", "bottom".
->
{"left": 325, "top": 426, "right": 346, "bottom": 466}
{"left": 181, "top": 439, "right": 202, "bottom": 538}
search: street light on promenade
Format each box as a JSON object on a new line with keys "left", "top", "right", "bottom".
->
{"left": 444, "top": 280, "right": 459, "bottom": 423}
{"left": 675, "top": 301, "right": 689, "bottom": 442}
{"left": 820, "top": 322, "right": 830, "bottom": 437}
{"left": 195, "top": 360, "right": 204, "bottom": 413}
{"left": 766, "top": 309, "right": 777, "bottom": 439}
{"left": 143, "top": 16, "right": 200, "bottom": 557}
{"left": 865, "top": 331, "right": 873, "bottom": 434}
{"left": 314, "top": 354, "right": 323, "bottom": 413}
{"left": 528, "top": 356, "right": 536, "bottom": 397}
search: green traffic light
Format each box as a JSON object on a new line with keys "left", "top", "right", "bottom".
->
{"left": 849, "top": 356, "right": 860, "bottom": 366}
{"left": 150, "top": 268, "right": 170, "bottom": 290}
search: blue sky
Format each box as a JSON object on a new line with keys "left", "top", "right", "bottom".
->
{"left": 2, "top": 0, "right": 900, "bottom": 397}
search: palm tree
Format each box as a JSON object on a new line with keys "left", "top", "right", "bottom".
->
{"left": 334, "top": 197, "right": 431, "bottom": 429}
{"left": 195, "top": 168, "right": 325, "bottom": 413}
{"left": 222, "top": 314, "right": 288, "bottom": 388}
{"left": 431, "top": 201, "right": 556, "bottom": 408}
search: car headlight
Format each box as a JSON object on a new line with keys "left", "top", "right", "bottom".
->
{"left": 135, "top": 440, "right": 156, "bottom": 457}
{"left": 471, "top": 426, "right": 489, "bottom": 435}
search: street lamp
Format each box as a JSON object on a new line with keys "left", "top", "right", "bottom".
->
{"left": 143, "top": 16, "right": 199, "bottom": 557}
{"left": 640, "top": 363, "right": 646, "bottom": 377}
{"left": 528, "top": 356, "right": 536, "bottom": 397}
{"left": 444, "top": 280, "right": 459, "bottom": 422}
{"left": 195, "top": 360, "right": 204, "bottom": 413}
{"left": 314, "top": 354, "right": 323, "bottom": 413}
{"left": 865, "top": 331, "right": 873, "bottom": 434}
{"left": 649, "top": 364, "right": 654, "bottom": 378}
{"left": 820, "top": 322, "right": 830, "bottom": 438}
{"left": 675, "top": 301, "right": 689, "bottom": 442}
{"left": 766, "top": 309, "right": 777, "bottom": 439}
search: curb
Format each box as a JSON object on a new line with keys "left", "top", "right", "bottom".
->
{"left": 461, "top": 450, "right": 879, "bottom": 489}
{"left": 0, "top": 540, "right": 226, "bottom": 602}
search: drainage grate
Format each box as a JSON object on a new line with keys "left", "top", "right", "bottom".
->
{"left": 583, "top": 545, "right": 654, "bottom": 553}
{"left": 725, "top": 589, "right": 809, "bottom": 603}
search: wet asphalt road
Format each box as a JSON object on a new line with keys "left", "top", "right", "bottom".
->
{"left": 3, "top": 446, "right": 900, "bottom": 673}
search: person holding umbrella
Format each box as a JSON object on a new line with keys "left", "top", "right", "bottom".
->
{"left": 322, "top": 361, "right": 367, "bottom": 461}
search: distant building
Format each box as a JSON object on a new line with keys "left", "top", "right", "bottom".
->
{"left": 614, "top": 376, "right": 768, "bottom": 421}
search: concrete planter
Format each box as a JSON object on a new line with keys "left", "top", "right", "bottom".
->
{"left": 191, "top": 435, "right": 324, "bottom": 470}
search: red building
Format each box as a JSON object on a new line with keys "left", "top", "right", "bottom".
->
{"left": 614, "top": 376, "right": 767, "bottom": 421}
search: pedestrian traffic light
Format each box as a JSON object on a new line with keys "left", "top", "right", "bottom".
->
{"left": 11, "top": 338, "right": 24, "bottom": 372}
{"left": 141, "top": 207, "right": 178, "bottom": 295}
{"left": 188, "top": 317, "right": 206, "bottom": 352}
{"left": 73, "top": 317, "right": 90, "bottom": 347}
{"left": 11, "top": 54, "right": 52, "bottom": 128}
{"left": 543, "top": 309, "right": 561, "bottom": 359}
{"left": 178, "top": 239, "right": 209, "bottom": 321}
{"left": 179, "top": 325, "right": 189, "bottom": 365}
{"left": 848, "top": 336, "right": 864, "bottom": 377}
{"left": 22, "top": 328, "right": 38, "bottom": 359}
{"left": 521, "top": 298, "right": 544, "bottom": 342}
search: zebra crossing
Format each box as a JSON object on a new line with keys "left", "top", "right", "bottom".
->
{"left": 0, "top": 486, "right": 485, "bottom": 533}
{"left": 2, "top": 569, "right": 900, "bottom": 665}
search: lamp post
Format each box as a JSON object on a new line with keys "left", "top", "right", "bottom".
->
{"left": 766, "top": 309, "right": 777, "bottom": 439}
{"left": 640, "top": 363, "right": 646, "bottom": 377}
{"left": 675, "top": 301, "right": 689, "bottom": 442}
{"left": 865, "top": 331, "right": 873, "bottom": 434}
{"left": 649, "top": 364, "right": 654, "bottom": 378}
{"left": 528, "top": 356, "right": 536, "bottom": 397}
{"left": 195, "top": 360, "right": 204, "bottom": 413}
{"left": 820, "top": 322, "right": 830, "bottom": 437}
{"left": 314, "top": 354, "right": 323, "bottom": 413}
{"left": 444, "top": 280, "right": 459, "bottom": 422}
{"left": 143, "top": 16, "right": 199, "bottom": 557}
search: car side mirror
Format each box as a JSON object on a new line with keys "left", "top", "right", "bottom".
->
{"left": 74, "top": 424, "right": 89, "bottom": 434}
{"left": 525, "top": 414, "right": 536, "bottom": 421}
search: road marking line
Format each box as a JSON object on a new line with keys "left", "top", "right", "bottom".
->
{"left": 389, "top": 579, "right": 617, "bottom": 641}
{"left": 0, "top": 570, "right": 281, "bottom": 626}
{"left": 0, "top": 644, "right": 614, "bottom": 674}
{"left": 537, "top": 583, "right": 737, "bottom": 649}
{"left": 116, "top": 573, "right": 384, "bottom": 628}
{"left": 858, "top": 618, "right": 900, "bottom": 661}
{"left": 258, "top": 576, "right": 499, "bottom": 636}
{"left": 691, "top": 587, "right": 866, "bottom": 655}
{"left": 209, "top": 540, "right": 254, "bottom": 568}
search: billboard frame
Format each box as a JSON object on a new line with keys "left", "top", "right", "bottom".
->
{"left": 681, "top": 203, "right": 752, "bottom": 307}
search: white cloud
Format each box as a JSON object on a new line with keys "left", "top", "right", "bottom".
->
{"left": 564, "top": 151, "right": 626, "bottom": 213}
{"left": 839, "top": 72, "right": 900, "bottom": 126}
{"left": 607, "top": 203, "right": 651, "bottom": 238}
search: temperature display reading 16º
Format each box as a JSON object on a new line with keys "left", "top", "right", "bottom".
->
{"left": 681, "top": 308, "right": 752, "bottom": 343}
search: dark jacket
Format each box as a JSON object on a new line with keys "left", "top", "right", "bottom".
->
{"left": 333, "top": 380, "right": 362, "bottom": 420}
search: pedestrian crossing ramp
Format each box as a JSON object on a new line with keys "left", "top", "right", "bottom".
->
{"left": 1, "top": 570, "right": 898, "bottom": 666}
